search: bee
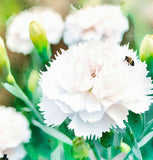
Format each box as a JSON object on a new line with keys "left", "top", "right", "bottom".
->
{"left": 124, "top": 56, "right": 134, "bottom": 66}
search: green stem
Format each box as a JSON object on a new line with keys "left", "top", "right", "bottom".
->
{"left": 93, "top": 140, "right": 102, "bottom": 160}
{"left": 107, "top": 147, "right": 112, "bottom": 160}
{"left": 138, "top": 113, "right": 147, "bottom": 142}
{"left": 123, "top": 150, "right": 132, "bottom": 160}
{"left": 88, "top": 149, "right": 99, "bottom": 160}
{"left": 2, "top": 82, "right": 73, "bottom": 145}
{"left": 14, "top": 82, "right": 44, "bottom": 123}
{"left": 142, "top": 113, "right": 146, "bottom": 131}
{"left": 33, "top": 120, "right": 72, "bottom": 145}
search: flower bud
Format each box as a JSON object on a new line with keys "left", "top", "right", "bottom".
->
{"left": 120, "top": 142, "right": 131, "bottom": 153}
{"left": 28, "top": 70, "right": 39, "bottom": 92}
{"left": 72, "top": 137, "right": 90, "bottom": 159}
{"left": 100, "top": 130, "right": 114, "bottom": 148}
{"left": 139, "top": 35, "right": 153, "bottom": 62}
{"left": 0, "top": 37, "right": 14, "bottom": 83}
{"left": 6, "top": 73, "right": 15, "bottom": 84}
{"left": 29, "top": 21, "right": 52, "bottom": 63}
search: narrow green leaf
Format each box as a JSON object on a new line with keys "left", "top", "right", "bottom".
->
{"left": 2, "top": 82, "right": 25, "bottom": 101}
{"left": 32, "top": 120, "right": 72, "bottom": 146}
{"left": 51, "top": 143, "right": 64, "bottom": 160}
{"left": 3, "top": 82, "right": 44, "bottom": 123}
{"left": 138, "top": 119, "right": 153, "bottom": 142}
{"left": 113, "top": 153, "right": 127, "bottom": 160}
{"left": 93, "top": 140, "right": 102, "bottom": 160}
{"left": 138, "top": 131, "right": 153, "bottom": 148}
{"left": 88, "top": 149, "right": 99, "bottom": 160}
{"left": 22, "top": 108, "right": 32, "bottom": 112}
{"left": 127, "top": 111, "right": 143, "bottom": 139}
{"left": 132, "top": 142, "right": 142, "bottom": 160}
{"left": 124, "top": 121, "right": 143, "bottom": 160}
{"left": 123, "top": 121, "right": 135, "bottom": 143}
{"left": 140, "top": 138, "right": 153, "bottom": 159}
{"left": 142, "top": 119, "right": 153, "bottom": 136}
{"left": 63, "top": 143, "right": 75, "bottom": 160}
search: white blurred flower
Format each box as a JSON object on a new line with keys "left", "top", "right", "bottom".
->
{"left": 63, "top": 5, "right": 129, "bottom": 45}
{"left": 39, "top": 40, "right": 152, "bottom": 137}
{"left": 6, "top": 6, "right": 64, "bottom": 55}
{"left": 3, "top": 145, "right": 26, "bottom": 160}
{"left": 0, "top": 106, "right": 31, "bottom": 160}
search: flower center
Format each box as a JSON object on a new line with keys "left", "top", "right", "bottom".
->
{"left": 82, "top": 26, "right": 96, "bottom": 34}
{"left": 89, "top": 64, "right": 102, "bottom": 79}
{"left": 91, "top": 70, "right": 96, "bottom": 78}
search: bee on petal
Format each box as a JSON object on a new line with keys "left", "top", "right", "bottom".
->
{"left": 124, "top": 56, "right": 134, "bottom": 66}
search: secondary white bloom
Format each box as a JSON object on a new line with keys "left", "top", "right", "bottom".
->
{"left": 39, "top": 40, "right": 152, "bottom": 137}
{"left": 63, "top": 5, "right": 129, "bottom": 45}
{"left": 6, "top": 6, "right": 64, "bottom": 55}
{"left": 0, "top": 106, "right": 31, "bottom": 160}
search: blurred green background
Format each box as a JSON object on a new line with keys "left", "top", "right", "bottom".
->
{"left": 0, "top": 0, "right": 75, "bottom": 105}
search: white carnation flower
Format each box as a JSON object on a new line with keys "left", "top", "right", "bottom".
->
{"left": 63, "top": 5, "right": 129, "bottom": 45}
{"left": 0, "top": 106, "right": 31, "bottom": 160}
{"left": 39, "top": 40, "right": 152, "bottom": 137}
{"left": 3, "top": 145, "right": 26, "bottom": 160}
{"left": 6, "top": 6, "right": 64, "bottom": 55}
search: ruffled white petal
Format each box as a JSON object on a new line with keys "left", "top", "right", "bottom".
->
{"left": 58, "top": 93, "right": 102, "bottom": 112}
{"left": 39, "top": 96, "right": 67, "bottom": 126}
{"left": 123, "top": 97, "right": 150, "bottom": 114}
{"left": 68, "top": 113, "right": 116, "bottom": 137}
{"left": 4, "top": 145, "right": 26, "bottom": 160}
{"left": 106, "top": 104, "right": 128, "bottom": 128}
{"left": 79, "top": 109, "right": 104, "bottom": 123}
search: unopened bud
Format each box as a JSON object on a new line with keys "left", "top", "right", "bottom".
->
{"left": 0, "top": 37, "right": 10, "bottom": 73}
{"left": 139, "top": 35, "right": 153, "bottom": 62}
{"left": 100, "top": 130, "right": 114, "bottom": 148}
{"left": 0, "top": 37, "right": 14, "bottom": 83}
{"left": 29, "top": 21, "right": 52, "bottom": 63}
{"left": 72, "top": 137, "right": 90, "bottom": 160}
{"left": 28, "top": 70, "right": 39, "bottom": 92}
{"left": 120, "top": 142, "right": 131, "bottom": 153}
{"left": 6, "top": 73, "right": 15, "bottom": 84}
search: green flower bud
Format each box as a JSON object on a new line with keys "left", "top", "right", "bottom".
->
{"left": 0, "top": 37, "right": 14, "bottom": 83}
{"left": 28, "top": 70, "right": 39, "bottom": 92}
{"left": 139, "top": 35, "right": 153, "bottom": 62}
{"left": 29, "top": 21, "right": 52, "bottom": 64}
{"left": 0, "top": 37, "right": 10, "bottom": 73}
{"left": 6, "top": 73, "right": 15, "bottom": 84}
{"left": 100, "top": 130, "right": 114, "bottom": 148}
{"left": 72, "top": 137, "right": 90, "bottom": 160}
{"left": 120, "top": 142, "right": 131, "bottom": 153}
